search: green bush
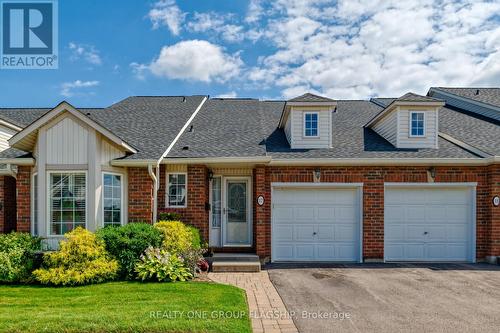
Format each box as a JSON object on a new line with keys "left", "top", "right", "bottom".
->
{"left": 157, "top": 212, "right": 182, "bottom": 221}
{"left": 33, "top": 227, "right": 118, "bottom": 286}
{"left": 187, "top": 225, "right": 202, "bottom": 249}
{"left": 96, "top": 223, "right": 163, "bottom": 279}
{"left": 135, "top": 247, "right": 192, "bottom": 282}
{"left": 0, "top": 232, "right": 41, "bottom": 283}
{"left": 154, "top": 221, "right": 193, "bottom": 254}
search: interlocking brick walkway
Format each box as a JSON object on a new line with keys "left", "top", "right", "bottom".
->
{"left": 209, "top": 271, "right": 299, "bottom": 333}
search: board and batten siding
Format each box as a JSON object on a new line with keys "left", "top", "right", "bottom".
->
{"left": 34, "top": 112, "right": 128, "bottom": 244}
{"left": 397, "top": 108, "right": 438, "bottom": 149}
{"left": 45, "top": 116, "right": 89, "bottom": 164}
{"left": 0, "top": 125, "right": 17, "bottom": 152}
{"left": 372, "top": 110, "right": 397, "bottom": 146}
{"left": 288, "top": 107, "right": 332, "bottom": 149}
{"left": 431, "top": 90, "right": 500, "bottom": 122}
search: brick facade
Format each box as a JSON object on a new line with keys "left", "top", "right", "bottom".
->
{"left": 16, "top": 166, "right": 31, "bottom": 233}
{"left": 158, "top": 164, "right": 210, "bottom": 241}
{"left": 489, "top": 164, "right": 500, "bottom": 256}
{"left": 128, "top": 167, "right": 154, "bottom": 223}
{"left": 253, "top": 165, "right": 493, "bottom": 261}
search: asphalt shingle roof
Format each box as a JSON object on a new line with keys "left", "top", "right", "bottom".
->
{"left": 432, "top": 87, "right": 500, "bottom": 108}
{"left": 85, "top": 96, "right": 207, "bottom": 160}
{"left": 266, "top": 101, "right": 478, "bottom": 159}
{"left": 288, "top": 93, "right": 335, "bottom": 103}
{"left": 0, "top": 108, "right": 50, "bottom": 127}
{"left": 169, "top": 99, "right": 285, "bottom": 158}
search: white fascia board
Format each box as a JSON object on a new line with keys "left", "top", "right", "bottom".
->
{"left": 9, "top": 101, "right": 136, "bottom": 154}
{"left": 0, "top": 158, "right": 35, "bottom": 165}
{"left": 110, "top": 159, "right": 157, "bottom": 167}
{"left": 366, "top": 101, "right": 445, "bottom": 128}
{"left": 158, "top": 96, "right": 208, "bottom": 166}
{"left": 438, "top": 132, "right": 491, "bottom": 158}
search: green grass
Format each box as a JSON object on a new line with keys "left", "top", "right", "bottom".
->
{"left": 0, "top": 281, "right": 251, "bottom": 333}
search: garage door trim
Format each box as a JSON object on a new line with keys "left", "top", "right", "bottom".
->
{"left": 271, "top": 182, "right": 364, "bottom": 263}
{"left": 384, "top": 182, "right": 477, "bottom": 263}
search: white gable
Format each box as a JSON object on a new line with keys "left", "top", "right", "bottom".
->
{"left": 45, "top": 115, "right": 89, "bottom": 164}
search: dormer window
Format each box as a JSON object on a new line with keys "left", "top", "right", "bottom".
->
{"left": 410, "top": 112, "right": 425, "bottom": 137}
{"left": 304, "top": 112, "right": 318, "bottom": 137}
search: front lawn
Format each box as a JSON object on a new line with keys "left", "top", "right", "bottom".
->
{"left": 0, "top": 281, "right": 251, "bottom": 333}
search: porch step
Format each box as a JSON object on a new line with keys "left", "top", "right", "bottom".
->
{"left": 208, "top": 253, "right": 261, "bottom": 272}
{"left": 211, "top": 261, "right": 261, "bottom": 273}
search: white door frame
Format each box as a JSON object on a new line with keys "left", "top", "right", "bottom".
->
{"left": 383, "top": 182, "right": 477, "bottom": 263}
{"left": 270, "top": 182, "right": 364, "bottom": 263}
{"left": 221, "top": 176, "right": 253, "bottom": 247}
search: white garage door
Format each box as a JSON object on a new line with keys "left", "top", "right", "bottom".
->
{"left": 272, "top": 186, "right": 361, "bottom": 262}
{"left": 385, "top": 185, "right": 475, "bottom": 262}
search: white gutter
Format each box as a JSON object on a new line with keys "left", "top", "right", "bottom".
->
{"left": 148, "top": 164, "right": 158, "bottom": 223}
{"left": 0, "top": 158, "right": 35, "bottom": 165}
{"left": 0, "top": 119, "right": 22, "bottom": 132}
{"left": 110, "top": 159, "right": 157, "bottom": 167}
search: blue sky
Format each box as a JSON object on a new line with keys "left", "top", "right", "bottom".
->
{"left": 1, "top": 0, "right": 500, "bottom": 107}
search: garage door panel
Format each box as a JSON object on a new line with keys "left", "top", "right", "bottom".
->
{"left": 273, "top": 225, "right": 293, "bottom": 241}
{"left": 272, "top": 187, "right": 360, "bottom": 262}
{"left": 385, "top": 187, "right": 473, "bottom": 262}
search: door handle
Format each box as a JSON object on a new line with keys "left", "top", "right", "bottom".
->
{"left": 423, "top": 231, "right": 428, "bottom": 235}
{"left": 313, "top": 232, "right": 317, "bottom": 235}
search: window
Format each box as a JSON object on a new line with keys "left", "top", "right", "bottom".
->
{"left": 103, "top": 173, "right": 123, "bottom": 226}
{"left": 167, "top": 173, "right": 187, "bottom": 207}
{"left": 304, "top": 112, "right": 318, "bottom": 137}
{"left": 49, "top": 173, "right": 86, "bottom": 235}
{"left": 211, "top": 177, "right": 221, "bottom": 228}
{"left": 410, "top": 112, "right": 425, "bottom": 137}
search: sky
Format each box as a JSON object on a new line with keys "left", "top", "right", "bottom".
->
{"left": 1, "top": 0, "right": 500, "bottom": 107}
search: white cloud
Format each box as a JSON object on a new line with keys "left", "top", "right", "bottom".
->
{"left": 60, "top": 80, "right": 100, "bottom": 97}
{"left": 187, "top": 12, "right": 245, "bottom": 43}
{"left": 148, "top": 0, "right": 185, "bottom": 35}
{"left": 148, "top": 40, "right": 243, "bottom": 82}
{"left": 216, "top": 91, "right": 238, "bottom": 98}
{"left": 68, "top": 42, "right": 102, "bottom": 65}
{"left": 246, "top": 0, "right": 500, "bottom": 98}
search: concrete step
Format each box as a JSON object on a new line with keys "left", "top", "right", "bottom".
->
{"left": 208, "top": 253, "right": 260, "bottom": 262}
{"left": 211, "top": 261, "right": 261, "bottom": 273}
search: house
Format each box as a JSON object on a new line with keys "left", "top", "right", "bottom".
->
{"left": 0, "top": 87, "right": 499, "bottom": 264}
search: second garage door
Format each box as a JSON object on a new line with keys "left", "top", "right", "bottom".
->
{"left": 385, "top": 185, "right": 475, "bottom": 262}
{"left": 272, "top": 186, "right": 361, "bottom": 262}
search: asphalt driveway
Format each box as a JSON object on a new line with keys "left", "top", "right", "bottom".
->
{"left": 268, "top": 263, "right": 500, "bottom": 333}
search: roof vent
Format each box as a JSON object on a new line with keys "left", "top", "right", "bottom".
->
{"left": 475, "top": 89, "right": 480, "bottom": 95}
{"left": 182, "top": 96, "right": 186, "bottom": 102}
{"left": 86, "top": 112, "right": 91, "bottom": 116}
{"left": 188, "top": 125, "right": 193, "bottom": 132}
{"left": 182, "top": 146, "right": 189, "bottom": 150}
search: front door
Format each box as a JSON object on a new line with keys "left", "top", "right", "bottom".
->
{"left": 223, "top": 178, "right": 251, "bottom": 246}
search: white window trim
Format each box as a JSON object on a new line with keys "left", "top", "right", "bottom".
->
{"left": 102, "top": 172, "right": 125, "bottom": 227}
{"left": 166, "top": 172, "right": 188, "bottom": 208}
{"left": 303, "top": 111, "right": 319, "bottom": 138}
{"left": 31, "top": 172, "right": 37, "bottom": 236}
{"left": 46, "top": 170, "right": 88, "bottom": 237}
{"left": 409, "top": 111, "right": 426, "bottom": 138}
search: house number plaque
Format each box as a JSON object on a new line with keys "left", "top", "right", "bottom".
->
{"left": 257, "top": 195, "right": 265, "bottom": 206}
{"left": 493, "top": 196, "right": 500, "bottom": 207}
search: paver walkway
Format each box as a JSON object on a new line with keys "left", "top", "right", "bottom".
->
{"left": 209, "top": 271, "right": 299, "bottom": 333}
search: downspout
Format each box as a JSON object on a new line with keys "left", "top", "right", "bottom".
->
{"left": 148, "top": 164, "right": 158, "bottom": 223}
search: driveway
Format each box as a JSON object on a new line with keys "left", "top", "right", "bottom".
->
{"left": 268, "top": 263, "right": 500, "bottom": 333}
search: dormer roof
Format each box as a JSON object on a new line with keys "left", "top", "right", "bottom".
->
{"left": 279, "top": 92, "right": 337, "bottom": 128}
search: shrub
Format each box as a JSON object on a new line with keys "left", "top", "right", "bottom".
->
{"left": 0, "top": 233, "right": 42, "bottom": 283}
{"left": 157, "top": 212, "right": 182, "bottom": 221}
{"left": 33, "top": 228, "right": 118, "bottom": 286}
{"left": 96, "top": 223, "right": 163, "bottom": 279}
{"left": 154, "top": 221, "right": 193, "bottom": 254}
{"left": 135, "top": 247, "right": 192, "bottom": 282}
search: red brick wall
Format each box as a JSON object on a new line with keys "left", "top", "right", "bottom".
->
{"left": 4, "top": 176, "right": 17, "bottom": 233}
{"left": 254, "top": 165, "right": 491, "bottom": 261}
{"left": 128, "top": 167, "right": 154, "bottom": 223}
{"left": 489, "top": 164, "right": 500, "bottom": 256}
{"left": 16, "top": 166, "right": 31, "bottom": 233}
{"left": 158, "top": 165, "right": 210, "bottom": 241}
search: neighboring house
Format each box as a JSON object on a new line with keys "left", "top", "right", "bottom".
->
{"left": 0, "top": 88, "right": 499, "bottom": 263}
